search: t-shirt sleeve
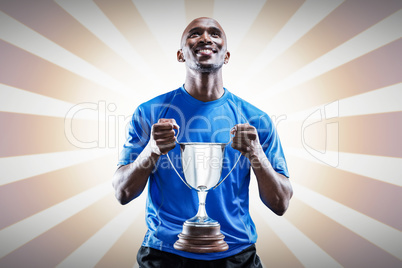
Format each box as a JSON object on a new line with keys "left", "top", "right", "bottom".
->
{"left": 257, "top": 114, "right": 290, "bottom": 178}
{"left": 118, "top": 106, "right": 151, "bottom": 166}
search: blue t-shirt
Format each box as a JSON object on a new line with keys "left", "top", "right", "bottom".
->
{"left": 118, "top": 86, "right": 289, "bottom": 260}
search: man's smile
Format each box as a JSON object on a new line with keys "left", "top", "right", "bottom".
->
{"left": 197, "top": 49, "right": 214, "bottom": 55}
{"left": 194, "top": 46, "right": 217, "bottom": 56}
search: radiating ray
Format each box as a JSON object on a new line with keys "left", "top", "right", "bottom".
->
{"left": 337, "top": 112, "right": 402, "bottom": 157}
{"left": 0, "top": 153, "right": 117, "bottom": 230}
{"left": 287, "top": 83, "right": 402, "bottom": 121}
{"left": 94, "top": 0, "right": 174, "bottom": 93}
{"left": 54, "top": 0, "right": 159, "bottom": 88}
{"left": 0, "top": 182, "right": 112, "bottom": 259}
{"left": 94, "top": 209, "right": 146, "bottom": 268}
{"left": 282, "top": 111, "right": 401, "bottom": 158}
{"left": 260, "top": 39, "right": 401, "bottom": 115}
{"left": 250, "top": 196, "right": 342, "bottom": 268}
{"left": 225, "top": 0, "right": 304, "bottom": 91}
{"left": 339, "top": 83, "right": 402, "bottom": 117}
{"left": 254, "top": 222, "right": 303, "bottom": 267}
{"left": 236, "top": 0, "right": 402, "bottom": 92}
{"left": 0, "top": 112, "right": 100, "bottom": 157}
{"left": 286, "top": 197, "right": 402, "bottom": 267}
{"left": 56, "top": 200, "right": 144, "bottom": 268}
{"left": 184, "top": 0, "right": 214, "bottom": 23}
{"left": 0, "top": 0, "right": 150, "bottom": 95}
{"left": 130, "top": 0, "right": 186, "bottom": 89}
{"left": 237, "top": 0, "right": 344, "bottom": 87}
{"left": 0, "top": 149, "right": 114, "bottom": 186}
{"left": 0, "top": 11, "right": 134, "bottom": 97}
{"left": 285, "top": 154, "right": 401, "bottom": 230}
{"left": 131, "top": 0, "right": 186, "bottom": 55}
{"left": 0, "top": 84, "right": 96, "bottom": 119}
{"left": 265, "top": 9, "right": 402, "bottom": 97}
{"left": 293, "top": 183, "right": 402, "bottom": 260}
{"left": 0, "top": 194, "right": 125, "bottom": 267}
{"left": 213, "top": 0, "right": 266, "bottom": 52}
{"left": 0, "top": 41, "right": 128, "bottom": 106}
{"left": 286, "top": 148, "right": 402, "bottom": 187}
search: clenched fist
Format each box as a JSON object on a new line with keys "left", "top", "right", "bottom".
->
{"left": 231, "top": 123, "right": 262, "bottom": 159}
{"left": 150, "top": 118, "right": 179, "bottom": 155}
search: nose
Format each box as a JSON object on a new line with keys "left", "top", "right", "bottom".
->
{"left": 200, "top": 31, "right": 212, "bottom": 44}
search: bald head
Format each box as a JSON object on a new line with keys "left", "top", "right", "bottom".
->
{"left": 180, "top": 17, "right": 227, "bottom": 49}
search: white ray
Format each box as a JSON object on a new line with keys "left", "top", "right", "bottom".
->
{"left": 266, "top": 9, "right": 402, "bottom": 97}
{"left": 56, "top": 196, "right": 145, "bottom": 268}
{"left": 54, "top": 0, "right": 159, "bottom": 88}
{"left": 339, "top": 83, "right": 402, "bottom": 117}
{"left": 214, "top": 0, "right": 266, "bottom": 52}
{"left": 294, "top": 183, "right": 402, "bottom": 260}
{"left": 0, "top": 11, "right": 134, "bottom": 97}
{"left": 131, "top": 0, "right": 186, "bottom": 88}
{"left": 132, "top": 0, "right": 186, "bottom": 55}
{"left": 0, "top": 84, "right": 98, "bottom": 119}
{"left": 0, "top": 182, "right": 113, "bottom": 259}
{"left": 238, "top": 0, "right": 344, "bottom": 86}
{"left": 286, "top": 83, "right": 402, "bottom": 122}
{"left": 286, "top": 147, "right": 402, "bottom": 187}
{"left": 250, "top": 196, "right": 342, "bottom": 268}
{"left": 0, "top": 149, "right": 115, "bottom": 186}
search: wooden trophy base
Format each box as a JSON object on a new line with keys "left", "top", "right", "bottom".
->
{"left": 173, "top": 223, "right": 229, "bottom": 253}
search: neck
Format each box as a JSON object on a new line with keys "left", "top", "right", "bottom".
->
{"left": 184, "top": 69, "right": 224, "bottom": 102}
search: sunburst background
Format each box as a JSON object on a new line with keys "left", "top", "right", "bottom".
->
{"left": 1, "top": 0, "right": 401, "bottom": 267}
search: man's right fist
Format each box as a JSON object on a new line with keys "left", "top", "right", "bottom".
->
{"left": 150, "top": 118, "right": 179, "bottom": 155}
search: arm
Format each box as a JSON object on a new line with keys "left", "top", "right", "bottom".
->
{"left": 112, "top": 119, "right": 178, "bottom": 205}
{"left": 231, "top": 124, "right": 293, "bottom": 215}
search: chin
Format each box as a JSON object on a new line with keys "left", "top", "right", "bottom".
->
{"left": 193, "top": 62, "right": 223, "bottom": 73}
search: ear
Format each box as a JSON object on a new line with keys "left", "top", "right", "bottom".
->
{"left": 177, "top": 49, "right": 185, "bottom": 62}
{"left": 224, "top": 51, "right": 230, "bottom": 64}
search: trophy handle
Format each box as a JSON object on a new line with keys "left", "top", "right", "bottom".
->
{"left": 212, "top": 132, "right": 242, "bottom": 189}
{"left": 166, "top": 153, "right": 192, "bottom": 189}
{"left": 166, "top": 125, "right": 193, "bottom": 189}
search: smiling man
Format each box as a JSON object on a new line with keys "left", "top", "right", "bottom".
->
{"left": 178, "top": 18, "right": 229, "bottom": 75}
{"left": 113, "top": 17, "right": 292, "bottom": 267}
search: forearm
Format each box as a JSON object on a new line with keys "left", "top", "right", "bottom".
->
{"left": 249, "top": 148, "right": 293, "bottom": 215}
{"left": 112, "top": 145, "right": 160, "bottom": 205}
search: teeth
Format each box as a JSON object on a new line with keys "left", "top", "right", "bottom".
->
{"left": 198, "top": 49, "right": 212, "bottom": 53}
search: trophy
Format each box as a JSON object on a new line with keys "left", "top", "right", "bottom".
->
{"left": 167, "top": 135, "right": 240, "bottom": 253}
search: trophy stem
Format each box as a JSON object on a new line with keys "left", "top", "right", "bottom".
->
{"left": 185, "top": 186, "right": 218, "bottom": 226}
{"left": 195, "top": 186, "right": 208, "bottom": 220}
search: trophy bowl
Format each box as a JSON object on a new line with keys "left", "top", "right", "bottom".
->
{"left": 167, "top": 142, "right": 237, "bottom": 253}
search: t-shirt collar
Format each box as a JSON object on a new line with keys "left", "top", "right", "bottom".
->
{"left": 180, "top": 84, "right": 229, "bottom": 106}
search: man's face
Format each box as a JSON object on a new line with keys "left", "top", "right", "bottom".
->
{"left": 178, "top": 18, "right": 229, "bottom": 73}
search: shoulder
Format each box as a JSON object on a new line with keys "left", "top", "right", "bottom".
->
{"left": 138, "top": 88, "right": 181, "bottom": 111}
{"left": 226, "top": 90, "right": 272, "bottom": 127}
{"left": 130, "top": 87, "right": 183, "bottom": 120}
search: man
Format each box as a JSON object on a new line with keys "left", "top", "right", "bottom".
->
{"left": 113, "top": 17, "right": 293, "bottom": 267}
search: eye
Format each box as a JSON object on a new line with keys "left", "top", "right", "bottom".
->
{"left": 189, "top": 32, "right": 200, "bottom": 38}
{"left": 211, "top": 32, "right": 220, "bottom": 37}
